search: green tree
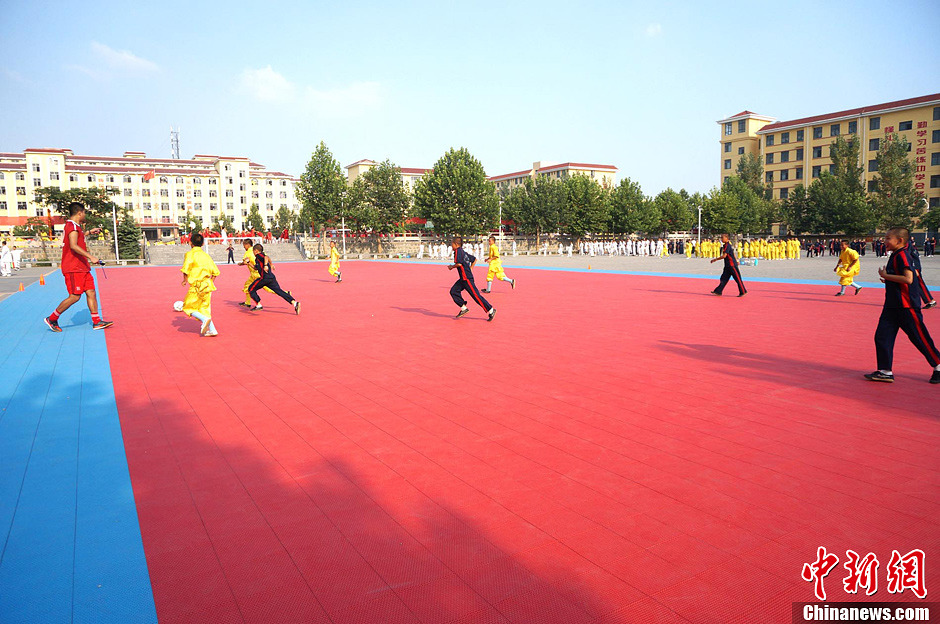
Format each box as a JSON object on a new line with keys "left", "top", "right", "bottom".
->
{"left": 559, "top": 174, "right": 608, "bottom": 237}
{"left": 12, "top": 216, "right": 51, "bottom": 237}
{"left": 870, "top": 133, "right": 919, "bottom": 230}
{"left": 274, "top": 206, "right": 294, "bottom": 233}
{"left": 921, "top": 201, "right": 940, "bottom": 232}
{"left": 779, "top": 184, "right": 817, "bottom": 234}
{"left": 296, "top": 141, "right": 346, "bottom": 233}
{"left": 182, "top": 210, "right": 203, "bottom": 233}
{"left": 117, "top": 208, "right": 142, "bottom": 260}
{"left": 608, "top": 177, "right": 659, "bottom": 234}
{"left": 502, "top": 176, "right": 566, "bottom": 245}
{"left": 808, "top": 172, "right": 872, "bottom": 235}
{"left": 33, "top": 186, "right": 116, "bottom": 235}
{"left": 701, "top": 187, "right": 741, "bottom": 235}
{"left": 722, "top": 176, "right": 772, "bottom": 234}
{"left": 654, "top": 188, "right": 693, "bottom": 233}
{"left": 246, "top": 203, "right": 265, "bottom": 232}
{"left": 347, "top": 159, "right": 411, "bottom": 234}
{"left": 413, "top": 147, "right": 498, "bottom": 235}
{"left": 212, "top": 213, "right": 234, "bottom": 233}
{"left": 735, "top": 153, "right": 771, "bottom": 200}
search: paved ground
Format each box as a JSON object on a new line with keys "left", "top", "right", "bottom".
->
{"left": 1, "top": 260, "right": 938, "bottom": 624}
{"left": 0, "top": 266, "right": 54, "bottom": 302}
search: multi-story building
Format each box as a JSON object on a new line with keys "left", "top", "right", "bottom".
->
{"left": 0, "top": 148, "right": 301, "bottom": 238}
{"left": 718, "top": 93, "right": 940, "bottom": 209}
{"left": 345, "top": 159, "right": 429, "bottom": 192}
{"left": 489, "top": 161, "right": 618, "bottom": 193}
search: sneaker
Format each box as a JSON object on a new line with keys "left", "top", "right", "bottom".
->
{"left": 864, "top": 371, "right": 894, "bottom": 383}
{"left": 711, "top": 291, "right": 721, "bottom": 296}
{"left": 511, "top": 279, "right": 516, "bottom": 290}
{"left": 931, "top": 370, "right": 940, "bottom": 384}
{"left": 92, "top": 320, "right": 114, "bottom": 330}
{"left": 738, "top": 292, "right": 747, "bottom": 297}
{"left": 251, "top": 305, "right": 263, "bottom": 311}
{"left": 44, "top": 316, "right": 62, "bottom": 332}
{"left": 199, "top": 318, "right": 211, "bottom": 336}
{"left": 855, "top": 286, "right": 863, "bottom": 296}
{"left": 204, "top": 331, "right": 219, "bottom": 338}
{"left": 835, "top": 292, "right": 844, "bottom": 297}
{"left": 488, "top": 308, "right": 497, "bottom": 322}
{"left": 481, "top": 289, "right": 491, "bottom": 293}
{"left": 293, "top": 301, "right": 301, "bottom": 315}
{"left": 926, "top": 300, "right": 937, "bottom": 309}
{"left": 456, "top": 307, "right": 469, "bottom": 319}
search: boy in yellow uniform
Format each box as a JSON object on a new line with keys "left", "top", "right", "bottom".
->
{"left": 239, "top": 238, "right": 274, "bottom": 306}
{"left": 482, "top": 236, "right": 515, "bottom": 293}
{"left": 328, "top": 240, "right": 342, "bottom": 283}
{"left": 834, "top": 240, "right": 862, "bottom": 296}
{"left": 181, "top": 232, "right": 220, "bottom": 336}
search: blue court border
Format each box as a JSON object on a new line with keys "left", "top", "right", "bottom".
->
{"left": 0, "top": 269, "right": 157, "bottom": 624}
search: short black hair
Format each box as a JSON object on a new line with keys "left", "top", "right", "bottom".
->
{"left": 242, "top": 239, "right": 252, "bottom": 246}
{"left": 68, "top": 202, "right": 85, "bottom": 217}
{"left": 191, "top": 232, "right": 204, "bottom": 246}
{"left": 253, "top": 243, "right": 264, "bottom": 253}
{"left": 886, "top": 227, "right": 910, "bottom": 242}
{"left": 452, "top": 236, "right": 462, "bottom": 246}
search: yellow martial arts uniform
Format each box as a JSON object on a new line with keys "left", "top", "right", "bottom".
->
{"left": 329, "top": 246, "right": 341, "bottom": 277}
{"left": 486, "top": 244, "right": 506, "bottom": 281}
{"left": 243, "top": 247, "right": 260, "bottom": 305}
{"left": 836, "top": 247, "right": 860, "bottom": 285}
{"left": 182, "top": 246, "right": 219, "bottom": 318}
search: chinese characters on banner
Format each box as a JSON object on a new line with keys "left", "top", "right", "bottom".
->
{"left": 888, "top": 121, "right": 929, "bottom": 191}
{"left": 803, "top": 547, "right": 926, "bottom": 601}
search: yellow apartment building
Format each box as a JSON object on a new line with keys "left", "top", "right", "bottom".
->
{"left": 345, "top": 159, "right": 429, "bottom": 191}
{"left": 489, "top": 161, "right": 618, "bottom": 192}
{"left": 718, "top": 94, "right": 940, "bottom": 210}
{"left": 0, "top": 148, "right": 301, "bottom": 238}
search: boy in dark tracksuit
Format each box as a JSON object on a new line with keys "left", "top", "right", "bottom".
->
{"left": 710, "top": 233, "right": 747, "bottom": 297}
{"left": 907, "top": 239, "right": 937, "bottom": 309}
{"left": 865, "top": 228, "right": 940, "bottom": 384}
{"left": 448, "top": 236, "right": 496, "bottom": 321}
{"left": 248, "top": 244, "right": 301, "bottom": 314}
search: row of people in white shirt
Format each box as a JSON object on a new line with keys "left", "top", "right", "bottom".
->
{"left": 0, "top": 242, "right": 23, "bottom": 277}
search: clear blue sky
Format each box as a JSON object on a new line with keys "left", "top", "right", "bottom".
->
{"left": 1, "top": 0, "right": 938, "bottom": 196}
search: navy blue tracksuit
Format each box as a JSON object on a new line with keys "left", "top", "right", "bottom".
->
{"left": 874, "top": 248, "right": 940, "bottom": 371}
{"left": 907, "top": 241, "right": 935, "bottom": 304}
{"left": 450, "top": 247, "right": 492, "bottom": 312}
{"left": 713, "top": 242, "right": 747, "bottom": 295}
{"left": 248, "top": 251, "right": 294, "bottom": 305}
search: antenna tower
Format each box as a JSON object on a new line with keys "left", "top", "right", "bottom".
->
{"left": 170, "top": 126, "right": 180, "bottom": 159}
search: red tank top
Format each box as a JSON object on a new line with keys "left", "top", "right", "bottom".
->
{"left": 61, "top": 220, "right": 90, "bottom": 273}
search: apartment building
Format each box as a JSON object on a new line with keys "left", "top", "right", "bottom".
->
{"left": 489, "top": 161, "right": 618, "bottom": 193}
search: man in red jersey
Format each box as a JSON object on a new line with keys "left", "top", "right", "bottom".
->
{"left": 44, "top": 202, "right": 113, "bottom": 332}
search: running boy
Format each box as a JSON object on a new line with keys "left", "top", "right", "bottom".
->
{"left": 328, "top": 240, "right": 342, "bottom": 283}
{"left": 710, "top": 233, "right": 747, "bottom": 297}
{"left": 482, "top": 236, "right": 514, "bottom": 293}
{"left": 180, "top": 232, "right": 220, "bottom": 336}
{"left": 834, "top": 239, "right": 863, "bottom": 296}
{"left": 448, "top": 236, "right": 496, "bottom": 321}
{"left": 44, "top": 202, "right": 113, "bottom": 331}
{"left": 247, "top": 244, "right": 300, "bottom": 314}
{"left": 238, "top": 238, "right": 272, "bottom": 306}
{"left": 864, "top": 227, "right": 940, "bottom": 384}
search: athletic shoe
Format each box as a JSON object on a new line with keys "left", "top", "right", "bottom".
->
{"left": 481, "top": 289, "right": 491, "bottom": 293}
{"left": 711, "top": 291, "right": 721, "bottom": 296}
{"left": 44, "top": 316, "right": 62, "bottom": 332}
{"left": 511, "top": 279, "right": 515, "bottom": 290}
{"left": 835, "top": 292, "right": 844, "bottom": 297}
{"left": 931, "top": 370, "right": 940, "bottom": 384}
{"left": 488, "top": 308, "right": 497, "bottom": 322}
{"left": 251, "top": 305, "right": 263, "bottom": 311}
{"left": 456, "top": 307, "right": 469, "bottom": 319}
{"left": 864, "top": 371, "right": 894, "bottom": 383}
{"left": 926, "top": 300, "right": 937, "bottom": 309}
{"left": 293, "top": 301, "right": 301, "bottom": 315}
{"left": 93, "top": 320, "right": 114, "bottom": 330}
{"left": 199, "top": 318, "right": 211, "bottom": 336}
{"left": 738, "top": 292, "right": 747, "bottom": 297}
{"left": 204, "top": 331, "right": 219, "bottom": 337}
{"left": 855, "top": 286, "right": 863, "bottom": 296}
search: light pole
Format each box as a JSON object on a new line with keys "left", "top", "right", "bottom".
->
{"left": 697, "top": 204, "right": 702, "bottom": 250}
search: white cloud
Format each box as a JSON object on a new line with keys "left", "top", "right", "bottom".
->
{"left": 91, "top": 41, "right": 159, "bottom": 72}
{"left": 239, "top": 65, "right": 381, "bottom": 117}
{"left": 65, "top": 64, "right": 108, "bottom": 81}
{"left": 240, "top": 66, "right": 296, "bottom": 103}
{"left": 646, "top": 23, "right": 663, "bottom": 37}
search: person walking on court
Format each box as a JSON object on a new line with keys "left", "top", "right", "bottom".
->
{"left": 448, "top": 236, "right": 496, "bottom": 321}
{"left": 710, "top": 233, "right": 747, "bottom": 297}
{"left": 226, "top": 242, "right": 235, "bottom": 264}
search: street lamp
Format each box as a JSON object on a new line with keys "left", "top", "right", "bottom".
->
{"left": 697, "top": 204, "right": 702, "bottom": 250}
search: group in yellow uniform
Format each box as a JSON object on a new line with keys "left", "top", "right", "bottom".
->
{"left": 239, "top": 239, "right": 272, "bottom": 305}
{"left": 834, "top": 240, "right": 862, "bottom": 296}
{"left": 695, "top": 237, "right": 801, "bottom": 261}
{"left": 483, "top": 236, "right": 515, "bottom": 293}
{"left": 180, "top": 233, "right": 220, "bottom": 337}
{"left": 328, "top": 240, "right": 342, "bottom": 283}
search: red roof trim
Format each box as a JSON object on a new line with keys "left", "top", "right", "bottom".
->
{"left": 346, "top": 159, "right": 377, "bottom": 168}
{"left": 0, "top": 163, "right": 27, "bottom": 170}
{"left": 759, "top": 93, "right": 940, "bottom": 133}
{"left": 537, "top": 162, "right": 617, "bottom": 172}
{"left": 488, "top": 169, "right": 533, "bottom": 182}
{"left": 23, "top": 148, "right": 71, "bottom": 153}
{"left": 399, "top": 168, "right": 429, "bottom": 175}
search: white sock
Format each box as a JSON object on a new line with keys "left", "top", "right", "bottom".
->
{"left": 502, "top": 276, "right": 512, "bottom": 282}
{"left": 880, "top": 370, "right": 892, "bottom": 375}
{"left": 935, "top": 364, "right": 940, "bottom": 372}
{"left": 192, "top": 311, "right": 208, "bottom": 323}
{"left": 486, "top": 281, "right": 492, "bottom": 290}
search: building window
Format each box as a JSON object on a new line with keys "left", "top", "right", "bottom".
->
{"left": 813, "top": 146, "right": 822, "bottom": 158}
{"left": 766, "top": 135, "right": 775, "bottom": 147}
{"left": 899, "top": 120, "right": 913, "bottom": 131}
{"left": 143, "top": 202, "right": 151, "bottom": 210}
{"left": 266, "top": 203, "right": 273, "bottom": 210}
{"left": 226, "top": 202, "right": 234, "bottom": 210}
{"left": 225, "top": 177, "right": 233, "bottom": 184}
{"left": 795, "top": 168, "right": 803, "bottom": 180}
{"left": 177, "top": 203, "right": 185, "bottom": 211}
{"left": 267, "top": 180, "right": 273, "bottom": 186}
{"left": 124, "top": 175, "right": 132, "bottom": 183}
{"left": 738, "top": 147, "right": 744, "bottom": 155}
{"left": 812, "top": 166, "right": 821, "bottom": 178}
{"left": 869, "top": 138, "right": 880, "bottom": 151}
{"left": 724, "top": 122, "right": 732, "bottom": 136}
{"left": 868, "top": 180, "right": 877, "bottom": 192}
{"left": 723, "top": 159, "right": 732, "bottom": 170}
{"left": 868, "top": 160, "right": 878, "bottom": 172}
{"left": 69, "top": 174, "right": 77, "bottom": 182}
{"left": 210, "top": 203, "right": 218, "bottom": 211}
{"left": 160, "top": 189, "right": 169, "bottom": 197}
{"left": 765, "top": 172, "right": 773, "bottom": 183}
{"left": 31, "top": 163, "right": 40, "bottom": 172}
{"left": 161, "top": 203, "right": 169, "bottom": 211}
{"left": 176, "top": 177, "right": 184, "bottom": 184}
{"left": 87, "top": 174, "right": 95, "bottom": 182}
{"left": 796, "top": 148, "right": 803, "bottom": 161}
{"left": 17, "top": 202, "right": 26, "bottom": 211}
{"left": 194, "top": 203, "right": 202, "bottom": 210}
{"left": 176, "top": 190, "right": 185, "bottom": 197}
{"left": 934, "top": 107, "right": 940, "bottom": 121}
{"left": 0, "top": 201, "right": 6, "bottom": 210}
{"left": 931, "top": 175, "right": 940, "bottom": 189}
{"left": 279, "top": 191, "right": 287, "bottom": 199}
{"left": 142, "top": 189, "right": 150, "bottom": 197}
{"left": 224, "top": 164, "right": 231, "bottom": 171}
{"left": 796, "top": 129, "right": 804, "bottom": 142}
{"left": 848, "top": 120, "right": 857, "bottom": 134}
{"left": 780, "top": 151, "right": 790, "bottom": 163}
{"left": 813, "top": 126, "right": 823, "bottom": 139}
{"left": 209, "top": 178, "right": 217, "bottom": 185}
{"left": 15, "top": 173, "right": 24, "bottom": 181}
{"left": 125, "top": 202, "right": 133, "bottom": 210}
{"left": 933, "top": 130, "right": 940, "bottom": 143}
{"left": 50, "top": 172, "right": 59, "bottom": 180}
{"left": 239, "top": 184, "right": 245, "bottom": 191}
{"left": 765, "top": 153, "right": 774, "bottom": 165}
{"left": 33, "top": 178, "right": 41, "bottom": 187}
{"left": 724, "top": 142, "right": 731, "bottom": 153}
{"left": 159, "top": 176, "right": 168, "bottom": 183}
{"left": 932, "top": 153, "right": 940, "bottom": 166}
{"left": 266, "top": 191, "right": 274, "bottom": 198}
{"left": 209, "top": 190, "right": 217, "bottom": 198}
{"left": 830, "top": 124, "right": 840, "bottom": 136}
{"left": 780, "top": 170, "right": 789, "bottom": 181}
{"left": 240, "top": 196, "right": 246, "bottom": 204}
{"left": 16, "top": 186, "right": 25, "bottom": 195}
{"left": 225, "top": 189, "right": 233, "bottom": 197}
{"left": 239, "top": 170, "right": 245, "bottom": 178}
{"left": 251, "top": 191, "right": 259, "bottom": 198}
{"left": 829, "top": 164, "right": 836, "bottom": 174}
{"left": 870, "top": 117, "right": 880, "bottom": 130}
{"left": 193, "top": 177, "right": 201, "bottom": 184}
{"left": 931, "top": 197, "right": 940, "bottom": 208}
{"left": 779, "top": 187, "right": 789, "bottom": 199}
{"left": 737, "top": 120, "right": 746, "bottom": 133}
{"left": 194, "top": 190, "right": 202, "bottom": 197}
{"left": 779, "top": 132, "right": 789, "bottom": 145}
{"left": 123, "top": 189, "right": 132, "bottom": 196}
